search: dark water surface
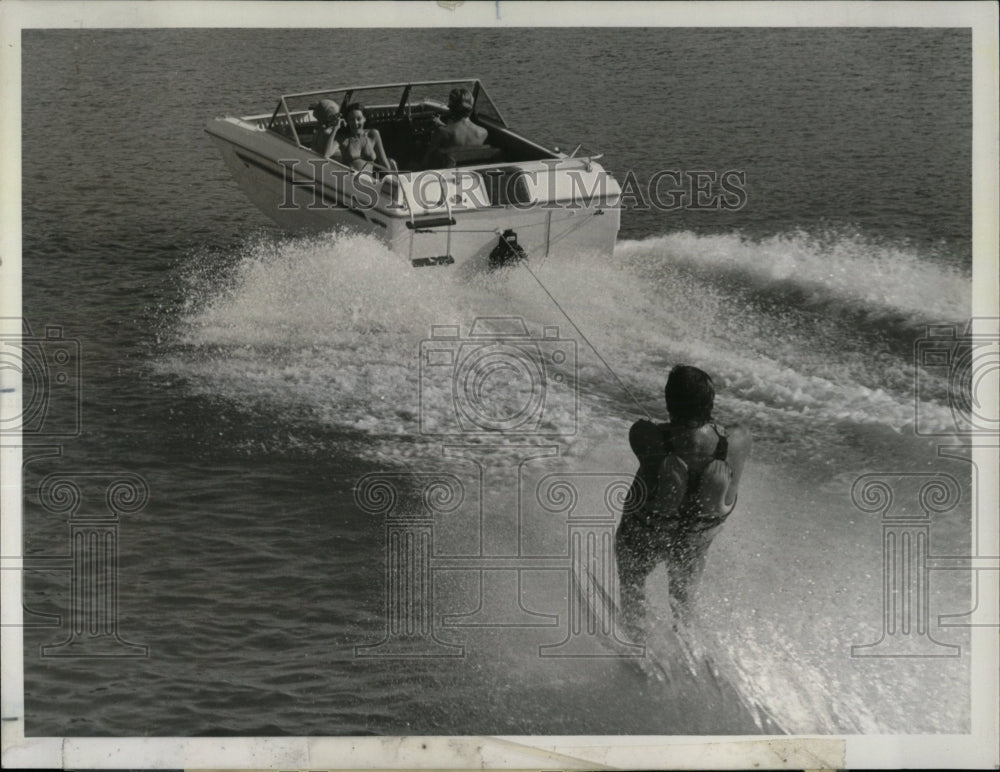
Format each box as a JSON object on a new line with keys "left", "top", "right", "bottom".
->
{"left": 20, "top": 27, "right": 973, "bottom": 736}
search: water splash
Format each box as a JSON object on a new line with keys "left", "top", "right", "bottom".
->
{"left": 159, "top": 227, "right": 969, "bottom": 462}
{"left": 154, "top": 225, "right": 973, "bottom": 732}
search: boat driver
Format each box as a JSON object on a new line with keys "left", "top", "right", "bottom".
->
{"left": 421, "top": 87, "right": 488, "bottom": 167}
{"left": 615, "top": 365, "right": 752, "bottom": 630}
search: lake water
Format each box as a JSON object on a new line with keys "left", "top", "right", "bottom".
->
{"left": 19, "top": 27, "right": 976, "bottom": 736}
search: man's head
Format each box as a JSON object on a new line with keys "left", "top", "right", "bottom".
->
{"left": 664, "top": 365, "right": 715, "bottom": 425}
{"left": 448, "top": 88, "right": 475, "bottom": 118}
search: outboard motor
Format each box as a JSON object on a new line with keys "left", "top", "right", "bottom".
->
{"left": 489, "top": 229, "right": 527, "bottom": 270}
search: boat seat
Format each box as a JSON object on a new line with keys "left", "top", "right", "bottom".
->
{"left": 480, "top": 167, "right": 532, "bottom": 206}
{"left": 425, "top": 144, "right": 504, "bottom": 169}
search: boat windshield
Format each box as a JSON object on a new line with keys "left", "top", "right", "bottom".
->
{"left": 268, "top": 79, "right": 508, "bottom": 146}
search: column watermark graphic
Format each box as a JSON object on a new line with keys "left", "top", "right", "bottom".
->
{"left": 354, "top": 473, "right": 466, "bottom": 658}
{"left": 35, "top": 473, "right": 149, "bottom": 658}
{"left": 353, "top": 468, "right": 646, "bottom": 659}
{"left": 850, "top": 472, "right": 962, "bottom": 658}
{"left": 437, "top": 444, "right": 561, "bottom": 630}
{"left": 355, "top": 316, "right": 645, "bottom": 659}
{"left": 1, "top": 317, "right": 149, "bottom": 659}
{"left": 535, "top": 474, "right": 643, "bottom": 658}
{"left": 933, "top": 444, "right": 1000, "bottom": 630}
{"left": 852, "top": 317, "right": 1000, "bottom": 658}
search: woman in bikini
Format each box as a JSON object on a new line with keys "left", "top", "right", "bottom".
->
{"left": 615, "top": 365, "right": 752, "bottom": 628}
{"left": 332, "top": 102, "right": 390, "bottom": 172}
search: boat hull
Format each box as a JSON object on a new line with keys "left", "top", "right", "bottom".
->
{"left": 206, "top": 117, "right": 620, "bottom": 269}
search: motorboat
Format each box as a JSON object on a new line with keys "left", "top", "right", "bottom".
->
{"left": 205, "top": 79, "right": 621, "bottom": 268}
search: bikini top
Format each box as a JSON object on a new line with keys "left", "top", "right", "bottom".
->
{"left": 339, "top": 132, "right": 377, "bottom": 164}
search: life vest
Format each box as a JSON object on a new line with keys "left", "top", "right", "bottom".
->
{"left": 623, "top": 420, "right": 735, "bottom": 533}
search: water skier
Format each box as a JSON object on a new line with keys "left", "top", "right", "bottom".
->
{"left": 615, "top": 365, "right": 751, "bottom": 629}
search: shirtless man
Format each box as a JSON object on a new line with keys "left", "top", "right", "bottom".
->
{"left": 615, "top": 365, "right": 751, "bottom": 628}
{"left": 422, "top": 87, "right": 487, "bottom": 167}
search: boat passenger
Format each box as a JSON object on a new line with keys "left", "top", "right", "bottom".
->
{"left": 421, "top": 87, "right": 488, "bottom": 168}
{"left": 614, "top": 365, "right": 752, "bottom": 630}
{"left": 331, "top": 102, "right": 391, "bottom": 172}
{"left": 310, "top": 99, "right": 344, "bottom": 157}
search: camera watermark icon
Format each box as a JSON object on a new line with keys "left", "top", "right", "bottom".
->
{"left": 850, "top": 472, "right": 964, "bottom": 658}
{"left": 914, "top": 319, "right": 999, "bottom": 436}
{"left": 11, "top": 472, "right": 150, "bottom": 658}
{"left": 418, "top": 317, "right": 577, "bottom": 436}
{"left": 0, "top": 319, "right": 81, "bottom": 438}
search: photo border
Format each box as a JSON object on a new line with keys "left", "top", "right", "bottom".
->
{"left": 1, "top": 1, "right": 997, "bottom": 768}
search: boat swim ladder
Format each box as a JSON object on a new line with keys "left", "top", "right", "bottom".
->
{"left": 442, "top": 184, "right": 454, "bottom": 259}
{"left": 401, "top": 172, "right": 454, "bottom": 267}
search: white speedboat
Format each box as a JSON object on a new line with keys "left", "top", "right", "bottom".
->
{"left": 205, "top": 79, "right": 621, "bottom": 268}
